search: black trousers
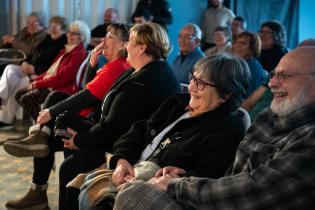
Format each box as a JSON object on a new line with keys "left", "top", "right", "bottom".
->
{"left": 31, "top": 91, "right": 105, "bottom": 210}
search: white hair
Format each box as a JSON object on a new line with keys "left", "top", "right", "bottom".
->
{"left": 70, "top": 20, "right": 91, "bottom": 47}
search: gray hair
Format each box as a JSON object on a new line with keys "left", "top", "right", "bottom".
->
{"left": 28, "top": 11, "right": 46, "bottom": 27}
{"left": 194, "top": 53, "right": 251, "bottom": 111}
{"left": 70, "top": 20, "right": 91, "bottom": 47}
{"left": 183, "top": 23, "right": 202, "bottom": 40}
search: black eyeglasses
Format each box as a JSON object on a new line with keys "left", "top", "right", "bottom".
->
{"left": 270, "top": 70, "right": 315, "bottom": 82}
{"left": 190, "top": 75, "right": 216, "bottom": 90}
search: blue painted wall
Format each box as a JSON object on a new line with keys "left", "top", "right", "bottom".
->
{"left": 167, "top": 0, "right": 207, "bottom": 63}
{"left": 299, "top": 0, "right": 315, "bottom": 42}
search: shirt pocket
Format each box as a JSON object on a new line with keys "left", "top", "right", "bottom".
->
{"left": 248, "top": 143, "right": 279, "bottom": 171}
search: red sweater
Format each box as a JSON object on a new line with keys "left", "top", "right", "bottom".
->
{"left": 80, "top": 57, "right": 131, "bottom": 116}
{"left": 33, "top": 43, "right": 86, "bottom": 94}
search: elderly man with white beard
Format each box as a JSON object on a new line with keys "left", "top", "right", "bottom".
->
{"left": 113, "top": 46, "right": 315, "bottom": 210}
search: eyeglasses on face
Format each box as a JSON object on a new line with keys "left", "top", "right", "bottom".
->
{"left": 190, "top": 75, "right": 216, "bottom": 90}
{"left": 270, "top": 70, "right": 315, "bottom": 82}
{"left": 177, "top": 35, "right": 196, "bottom": 41}
{"left": 67, "top": 30, "right": 81, "bottom": 36}
{"left": 105, "top": 32, "right": 117, "bottom": 39}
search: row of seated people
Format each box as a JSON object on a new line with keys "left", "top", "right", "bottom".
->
{"left": 0, "top": 8, "right": 288, "bottom": 126}
{"left": 0, "top": 14, "right": 91, "bottom": 130}
{"left": 3, "top": 21, "right": 247, "bottom": 210}
{"left": 4, "top": 28, "right": 315, "bottom": 209}
{"left": 0, "top": 10, "right": 315, "bottom": 210}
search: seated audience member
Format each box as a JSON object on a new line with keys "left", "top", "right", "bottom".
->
{"left": 231, "top": 16, "right": 247, "bottom": 41}
{"left": 4, "top": 22, "right": 180, "bottom": 210}
{"left": 69, "top": 53, "right": 250, "bottom": 210}
{"left": 114, "top": 46, "right": 315, "bottom": 210}
{"left": 0, "top": 11, "right": 47, "bottom": 74}
{"left": 88, "top": 8, "right": 119, "bottom": 49}
{"left": 233, "top": 32, "right": 267, "bottom": 97}
{"left": 13, "top": 20, "right": 89, "bottom": 121}
{"left": 4, "top": 23, "right": 131, "bottom": 156}
{"left": 0, "top": 16, "right": 67, "bottom": 130}
{"left": 258, "top": 20, "right": 288, "bottom": 72}
{"left": 205, "top": 26, "right": 232, "bottom": 56}
{"left": 1, "top": 11, "right": 47, "bottom": 59}
{"left": 131, "top": 0, "right": 173, "bottom": 30}
{"left": 242, "top": 37, "right": 315, "bottom": 121}
{"left": 172, "top": 23, "right": 205, "bottom": 86}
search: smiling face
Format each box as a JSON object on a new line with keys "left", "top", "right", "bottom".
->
{"left": 269, "top": 49, "right": 315, "bottom": 116}
{"left": 126, "top": 31, "right": 145, "bottom": 68}
{"left": 188, "top": 71, "right": 225, "bottom": 115}
{"left": 49, "top": 21, "right": 65, "bottom": 40}
{"left": 177, "top": 27, "right": 199, "bottom": 55}
{"left": 102, "top": 28, "right": 126, "bottom": 62}
{"left": 66, "top": 26, "right": 82, "bottom": 45}
{"left": 214, "top": 30, "right": 228, "bottom": 47}
{"left": 233, "top": 36, "right": 253, "bottom": 60}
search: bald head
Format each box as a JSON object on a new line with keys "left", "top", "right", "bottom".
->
{"left": 280, "top": 47, "right": 315, "bottom": 74}
{"left": 104, "top": 8, "right": 119, "bottom": 25}
{"left": 298, "top": 38, "right": 315, "bottom": 48}
{"left": 270, "top": 46, "right": 315, "bottom": 116}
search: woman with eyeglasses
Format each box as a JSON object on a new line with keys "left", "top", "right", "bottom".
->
{"left": 258, "top": 20, "right": 289, "bottom": 72}
{"left": 72, "top": 54, "right": 250, "bottom": 210}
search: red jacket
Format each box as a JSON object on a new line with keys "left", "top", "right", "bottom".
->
{"left": 33, "top": 43, "right": 86, "bottom": 94}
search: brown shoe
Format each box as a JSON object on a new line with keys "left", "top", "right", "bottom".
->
{"left": 5, "top": 183, "right": 49, "bottom": 210}
{"left": 3, "top": 125, "right": 50, "bottom": 158}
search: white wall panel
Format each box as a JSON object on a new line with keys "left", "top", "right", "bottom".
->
{"left": 9, "top": 0, "right": 138, "bottom": 34}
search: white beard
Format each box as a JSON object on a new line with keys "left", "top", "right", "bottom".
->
{"left": 271, "top": 82, "right": 311, "bottom": 116}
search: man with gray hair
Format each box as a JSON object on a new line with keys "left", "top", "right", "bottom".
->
{"left": 172, "top": 23, "right": 205, "bottom": 89}
{"left": 114, "top": 46, "right": 315, "bottom": 209}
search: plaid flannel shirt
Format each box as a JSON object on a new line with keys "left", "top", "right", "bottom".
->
{"left": 168, "top": 104, "right": 315, "bottom": 210}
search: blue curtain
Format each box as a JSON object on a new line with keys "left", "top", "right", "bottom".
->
{"left": 232, "top": 0, "right": 299, "bottom": 49}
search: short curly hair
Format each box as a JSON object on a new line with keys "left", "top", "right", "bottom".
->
{"left": 69, "top": 20, "right": 91, "bottom": 47}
